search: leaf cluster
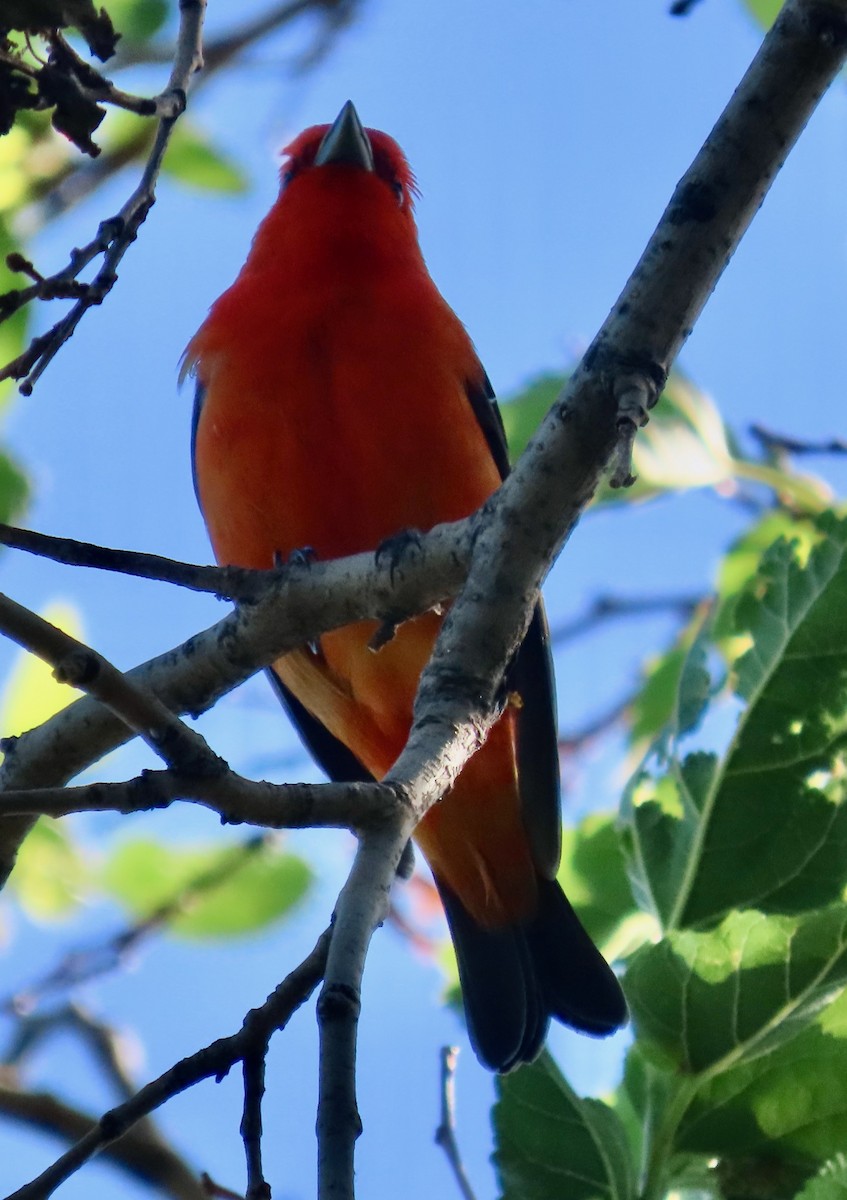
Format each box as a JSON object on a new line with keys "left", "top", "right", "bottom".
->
{"left": 493, "top": 376, "right": 847, "bottom": 1199}
{"left": 0, "top": 0, "right": 123, "bottom": 152}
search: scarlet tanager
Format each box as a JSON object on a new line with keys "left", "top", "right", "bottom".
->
{"left": 186, "top": 101, "right": 626, "bottom": 1071}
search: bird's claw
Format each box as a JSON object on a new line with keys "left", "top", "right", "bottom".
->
{"left": 375, "top": 528, "right": 423, "bottom": 584}
{"left": 276, "top": 545, "right": 317, "bottom": 568}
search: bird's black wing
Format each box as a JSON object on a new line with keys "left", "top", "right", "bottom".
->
{"left": 465, "top": 373, "right": 562, "bottom": 878}
{"left": 190, "top": 380, "right": 205, "bottom": 505}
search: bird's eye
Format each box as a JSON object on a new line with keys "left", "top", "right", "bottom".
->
{"left": 391, "top": 178, "right": 404, "bottom": 205}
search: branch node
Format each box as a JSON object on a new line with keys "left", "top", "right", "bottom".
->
{"left": 317, "top": 981, "right": 361, "bottom": 1024}
{"left": 609, "top": 373, "right": 656, "bottom": 488}
{"left": 53, "top": 648, "right": 100, "bottom": 687}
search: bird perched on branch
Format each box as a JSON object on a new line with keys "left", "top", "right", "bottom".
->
{"left": 186, "top": 100, "right": 626, "bottom": 1071}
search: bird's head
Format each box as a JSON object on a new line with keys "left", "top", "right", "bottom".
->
{"left": 280, "top": 100, "right": 419, "bottom": 217}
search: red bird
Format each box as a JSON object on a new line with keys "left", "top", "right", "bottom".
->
{"left": 186, "top": 101, "right": 625, "bottom": 1070}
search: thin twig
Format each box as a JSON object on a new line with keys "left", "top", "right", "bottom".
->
{"left": 4, "top": 929, "right": 331, "bottom": 1200}
{"left": 669, "top": 0, "right": 707, "bottom": 13}
{"left": 548, "top": 591, "right": 701, "bottom": 646}
{"left": 0, "top": 1074, "right": 206, "bottom": 1200}
{"left": 200, "top": 1173, "right": 244, "bottom": 1200}
{"left": 5, "top": 1005, "right": 137, "bottom": 1102}
{"left": 558, "top": 688, "right": 639, "bottom": 754}
{"left": 750, "top": 422, "right": 847, "bottom": 457}
{"left": 0, "top": 523, "right": 279, "bottom": 601}
{"left": 241, "top": 1050, "right": 269, "bottom": 1200}
{"left": 0, "top": 0, "right": 206, "bottom": 393}
{"left": 2, "top": 1002, "right": 203, "bottom": 1195}
{"left": 434, "top": 1048, "right": 477, "bottom": 1200}
{"left": 0, "top": 768, "right": 395, "bottom": 831}
{"left": 202, "top": 0, "right": 356, "bottom": 72}
{"left": 23, "top": 0, "right": 364, "bottom": 232}
{"left": 48, "top": 33, "right": 171, "bottom": 117}
{"left": 3, "top": 838, "right": 273, "bottom": 1013}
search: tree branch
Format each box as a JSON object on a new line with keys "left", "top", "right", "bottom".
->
{"left": 750, "top": 422, "right": 847, "bottom": 457}
{"left": 3, "top": 929, "right": 331, "bottom": 1200}
{"left": 3, "top": 838, "right": 273, "bottom": 1011}
{"left": 434, "top": 1048, "right": 477, "bottom": 1200}
{"left": 25, "top": 0, "right": 364, "bottom": 233}
{"left": 0, "top": 770, "right": 395, "bottom": 832}
{"left": 0, "top": 523, "right": 273, "bottom": 601}
{"left": 0, "top": 0, "right": 206, "bottom": 393}
{"left": 0, "top": 1074, "right": 206, "bottom": 1200}
{"left": 548, "top": 591, "right": 702, "bottom": 646}
{"left": 1, "top": 1005, "right": 206, "bottom": 1200}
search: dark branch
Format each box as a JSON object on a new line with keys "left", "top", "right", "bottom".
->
{"left": 750, "top": 422, "right": 847, "bottom": 457}
{"left": 0, "top": 523, "right": 285, "bottom": 601}
{"left": 548, "top": 591, "right": 702, "bottom": 646}
{"left": 0, "top": 0, "right": 205, "bottom": 393}
{"left": 0, "top": 1074, "right": 206, "bottom": 1200}
{"left": 4, "top": 929, "right": 331, "bottom": 1200}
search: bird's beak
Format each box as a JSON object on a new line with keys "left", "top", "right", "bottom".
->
{"left": 315, "top": 101, "right": 375, "bottom": 172}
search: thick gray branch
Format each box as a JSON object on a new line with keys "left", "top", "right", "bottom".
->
{"left": 390, "top": 0, "right": 847, "bottom": 818}
{"left": 316, "top": 4, "right": 847, "bottom": 1194}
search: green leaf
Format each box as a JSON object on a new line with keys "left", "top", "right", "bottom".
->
{"left": 10, "top": 817, "right": 88, "bottom": 917}
{"left": 680, "top": 1024, "right": 847, "bottom": 1166}
{"left": 620, "top": 514, "right": 847, "bottom": 931}
{"left": 714, "top": 510, "right": 819, "bottom": 642}
{"left": 101, "top": 838, "right": 312, "bottom": 938}
{"left": 625, "top": 908, "right": 847, "bottom": 1075}
{"left": 669, "top": 993, "right": 847, "bottom": 1173}
{"left": 619, "top": 618, "right": 719, "bottom": 925}
{"left": 558, "top": 813, "right": 637, "bottom": 950}
{"left": 162, "top": 124, "right": 249, "bottom": 194}
{"left": 500, "top": 373, "right": 564, "bottom": 462}
{"left": 0, "top": 215, "right": 32, "bottom": 403}
{"left": 741, "top": 0, "right": 782, "bottom": 30}
{"left": 501, "top": 371, "right": 741, "bottom": 505}
{"left": 616, "top": 1044, "right": 673, "bottom": 1174}
{"left": 493, "top": 1051, "right": 636, "bottom": 1200}
{"left": 796, "top": 1156, "right": 847, "bottom": 1200}
{"left": 628, "top": 644, "right": 687, "bottom": 749}
{"left": 104, "top": 0, "right": 168, "bottom": 41}
{"left": 0, "top": 449, "right": 28, "bottom": 522}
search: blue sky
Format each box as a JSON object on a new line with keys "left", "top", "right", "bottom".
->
{"left": 0, "top": 1, "right": 846, "bottom": 1197}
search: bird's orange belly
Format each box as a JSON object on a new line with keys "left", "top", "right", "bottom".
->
{"left": 193, "top": 341, "right": 536, "bottom": 927}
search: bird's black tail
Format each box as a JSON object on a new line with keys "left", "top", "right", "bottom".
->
{"left": 437, "top": 876, "right": 627, "bottom": 1072}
